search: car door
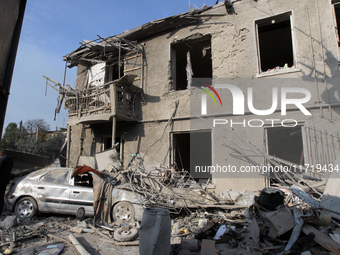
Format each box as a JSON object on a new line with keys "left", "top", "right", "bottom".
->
{"left": 68, "top": 173, "right": 94, "bottom": 216}
{"left": 36, "top": 168, "right": 71, "bottom": 213}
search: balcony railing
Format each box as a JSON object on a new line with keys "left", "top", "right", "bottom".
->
{"left": 65, "top": 76, "right": 140, "bottom": 122}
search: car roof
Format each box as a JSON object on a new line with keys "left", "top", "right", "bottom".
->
{"left": 27, "top": 167, "right": 73, "bottom": 179}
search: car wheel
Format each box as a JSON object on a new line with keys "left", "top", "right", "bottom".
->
{"left": 76, "top": 207, "right": 85, "bottom": 221}
{"left": 112, "top": 201, "right": 135, "bottom": 223}
{"left": 114, "top": 227, "right": 138, "bottom": 242}
{"left": 15, "top": 197, "right": 38, "bottom": 221}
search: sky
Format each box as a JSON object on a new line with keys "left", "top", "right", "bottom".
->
{"left": 4, "top": 0, "right": 214, "bottom": 134}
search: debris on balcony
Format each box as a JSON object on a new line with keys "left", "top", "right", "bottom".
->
{"left": 43, "top": 74, "right": 141, "bottom": 125}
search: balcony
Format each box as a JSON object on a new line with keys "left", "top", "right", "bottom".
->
{"left": 65, "top": 75, "right": 141, "bottom": 125}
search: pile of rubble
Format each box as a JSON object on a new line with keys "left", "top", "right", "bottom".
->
{"left": 102, "top": 153, "right": 234, "bottom": 212}
{"left": 170, "top": 185, "right": 340, "bottom": 254}
{"left": 101, "top": 153, "right": 340, "bottom": 254}
{"left": 2, "top": 152, "right": 340, "bottom": 254}
{"left": 0, "top": 214, "right": 139, "bottom": 254}
{"left": 2, "top": 182, "right": 340, "bottom": 255}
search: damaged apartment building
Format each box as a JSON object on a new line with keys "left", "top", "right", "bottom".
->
{"left": 53, "top": 0, "right": 340, "bottom": 193}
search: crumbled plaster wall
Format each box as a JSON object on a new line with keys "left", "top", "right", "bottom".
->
{"left": 69, "top": 124, "right": 96, "bottom": 167}
{"left": 137, "top": 0, "right": 340, "bottom": 119}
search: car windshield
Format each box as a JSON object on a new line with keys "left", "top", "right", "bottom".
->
{"left": 41, "top": 169, "right": 70, "bottom": 185}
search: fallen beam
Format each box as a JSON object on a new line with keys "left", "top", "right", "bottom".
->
{"left": 302, "top": 224, "right": 340, "bottom": 255}
{"left": 68, "top": 234, "right": 91, "bottom": 255}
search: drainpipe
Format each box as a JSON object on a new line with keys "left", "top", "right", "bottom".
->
{"left": 110, "top": 83, "right": 117, "bottom": 148}
{"left": 66, "top": 124, "right": 71, "bottom": 167}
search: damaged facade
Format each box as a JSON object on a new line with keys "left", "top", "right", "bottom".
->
{"left": 58, "top": 0, "right": 340, "bottom": 193}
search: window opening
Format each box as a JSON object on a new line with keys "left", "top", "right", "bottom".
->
{"left": 267, "top": 126, "right": 304, "bottom": 165}
{"left": 256, "top": 13, "right": 294, "bottom": 72}
{"left": 172, "top": 36, "right": 212, "bottom": 90}
{"left": 334, "top": 3, "right": 340, "bottom": 47}
{"left": 173, "top": 131, "right": 212, "bottom": 182}
{"left": 105, "top": 61, "right": 124, "bottom": 82}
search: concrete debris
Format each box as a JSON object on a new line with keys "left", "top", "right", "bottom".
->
{"left": 69, "top": 227, "right": 84, "bottom": 234}
{"left": 0, "top": 216, "right": 17, "bottom": 229}
{"left": 0, "top": 214, "right": 139, "bottom": 254}
{"left": 166, "top": 172, "right": 340, "bottom": 255}
{"left": 3, "top": 159, "right": 340, "bottom": 254}
{"left": 2, "top": 168, "right": 340, "bottom": 255}
{"left": 98, "top": 154, "right": 223, "bottom": 212}
{"left": 290, "top": 184, "right": 320, "bottom": 209}
{"left": 263, "top": 206, "right": 295, "bottom": 236}
{"left": 285, "top": 207, "right": 304, "bottom": 251}
{"left": 219, "top": 190, "right": 255, "bottom": 207}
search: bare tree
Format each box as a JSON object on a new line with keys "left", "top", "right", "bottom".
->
{"left": 24, "top": 119, "right": 50, "bottom": 134}
{"left": 1, "top": 120, "right": 65, "bottom": 165}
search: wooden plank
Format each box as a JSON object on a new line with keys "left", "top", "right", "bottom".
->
{"left": 124, "top": 53, "right": 141, "bottom": 61}
{"left": 302, "top": 224, "right": 340, "bottom": 255}
{"left": 124, "top": 66, "right": 142, "bottom": 72}
{"left": 68, "top": 234, "right": 91, "bottom": 255}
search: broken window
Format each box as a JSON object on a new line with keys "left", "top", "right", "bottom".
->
{"left": 41, "top": 169, "right": 70, "bottom": 185}
{"left": 256, "top": 12, "right": 294, "bottom": 72}
{"left": 101, "top": 135, "right": 122, "bottom": 162}
{"left": 103, "top": 136, "right": 112, "bottom": 151}
{"left": 333, "top": 1, "right": 340, "bottom": 47}
{"left": 173, "top": 131, "right": 212, "bottom": 182}
{"left": 171, "top": 35, "right": 212, "bottom": 90}
{"left": 266, "top": 126, "right": 304, "bottom": 165}
{"left": 102, "top": 136, "right": 121, "bottom": 152}
{"left": 105, "top": 61, "right": 124, "bottom": 82}
{"left": 88, "top": 63, "right": 106, "bottom": 86}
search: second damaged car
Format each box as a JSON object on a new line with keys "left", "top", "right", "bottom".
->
{"left": 5, "top": 167, "right": 144, "bottom": 222}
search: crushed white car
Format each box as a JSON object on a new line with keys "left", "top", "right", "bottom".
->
{"left": 5, "top": 167, "right": 144, "bottom": 222}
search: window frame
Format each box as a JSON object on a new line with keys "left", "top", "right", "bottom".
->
{"left": 255, "top": 11, "right": 300, "bottom": 77}
{"left": 332, "top": 1, "right": 340, "bottom": 51}
{"left": 105, "top": 59, "right": 124, "bottom": 83}
{"left": 170, "top": 35, "right": 212, "bottom": 90}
